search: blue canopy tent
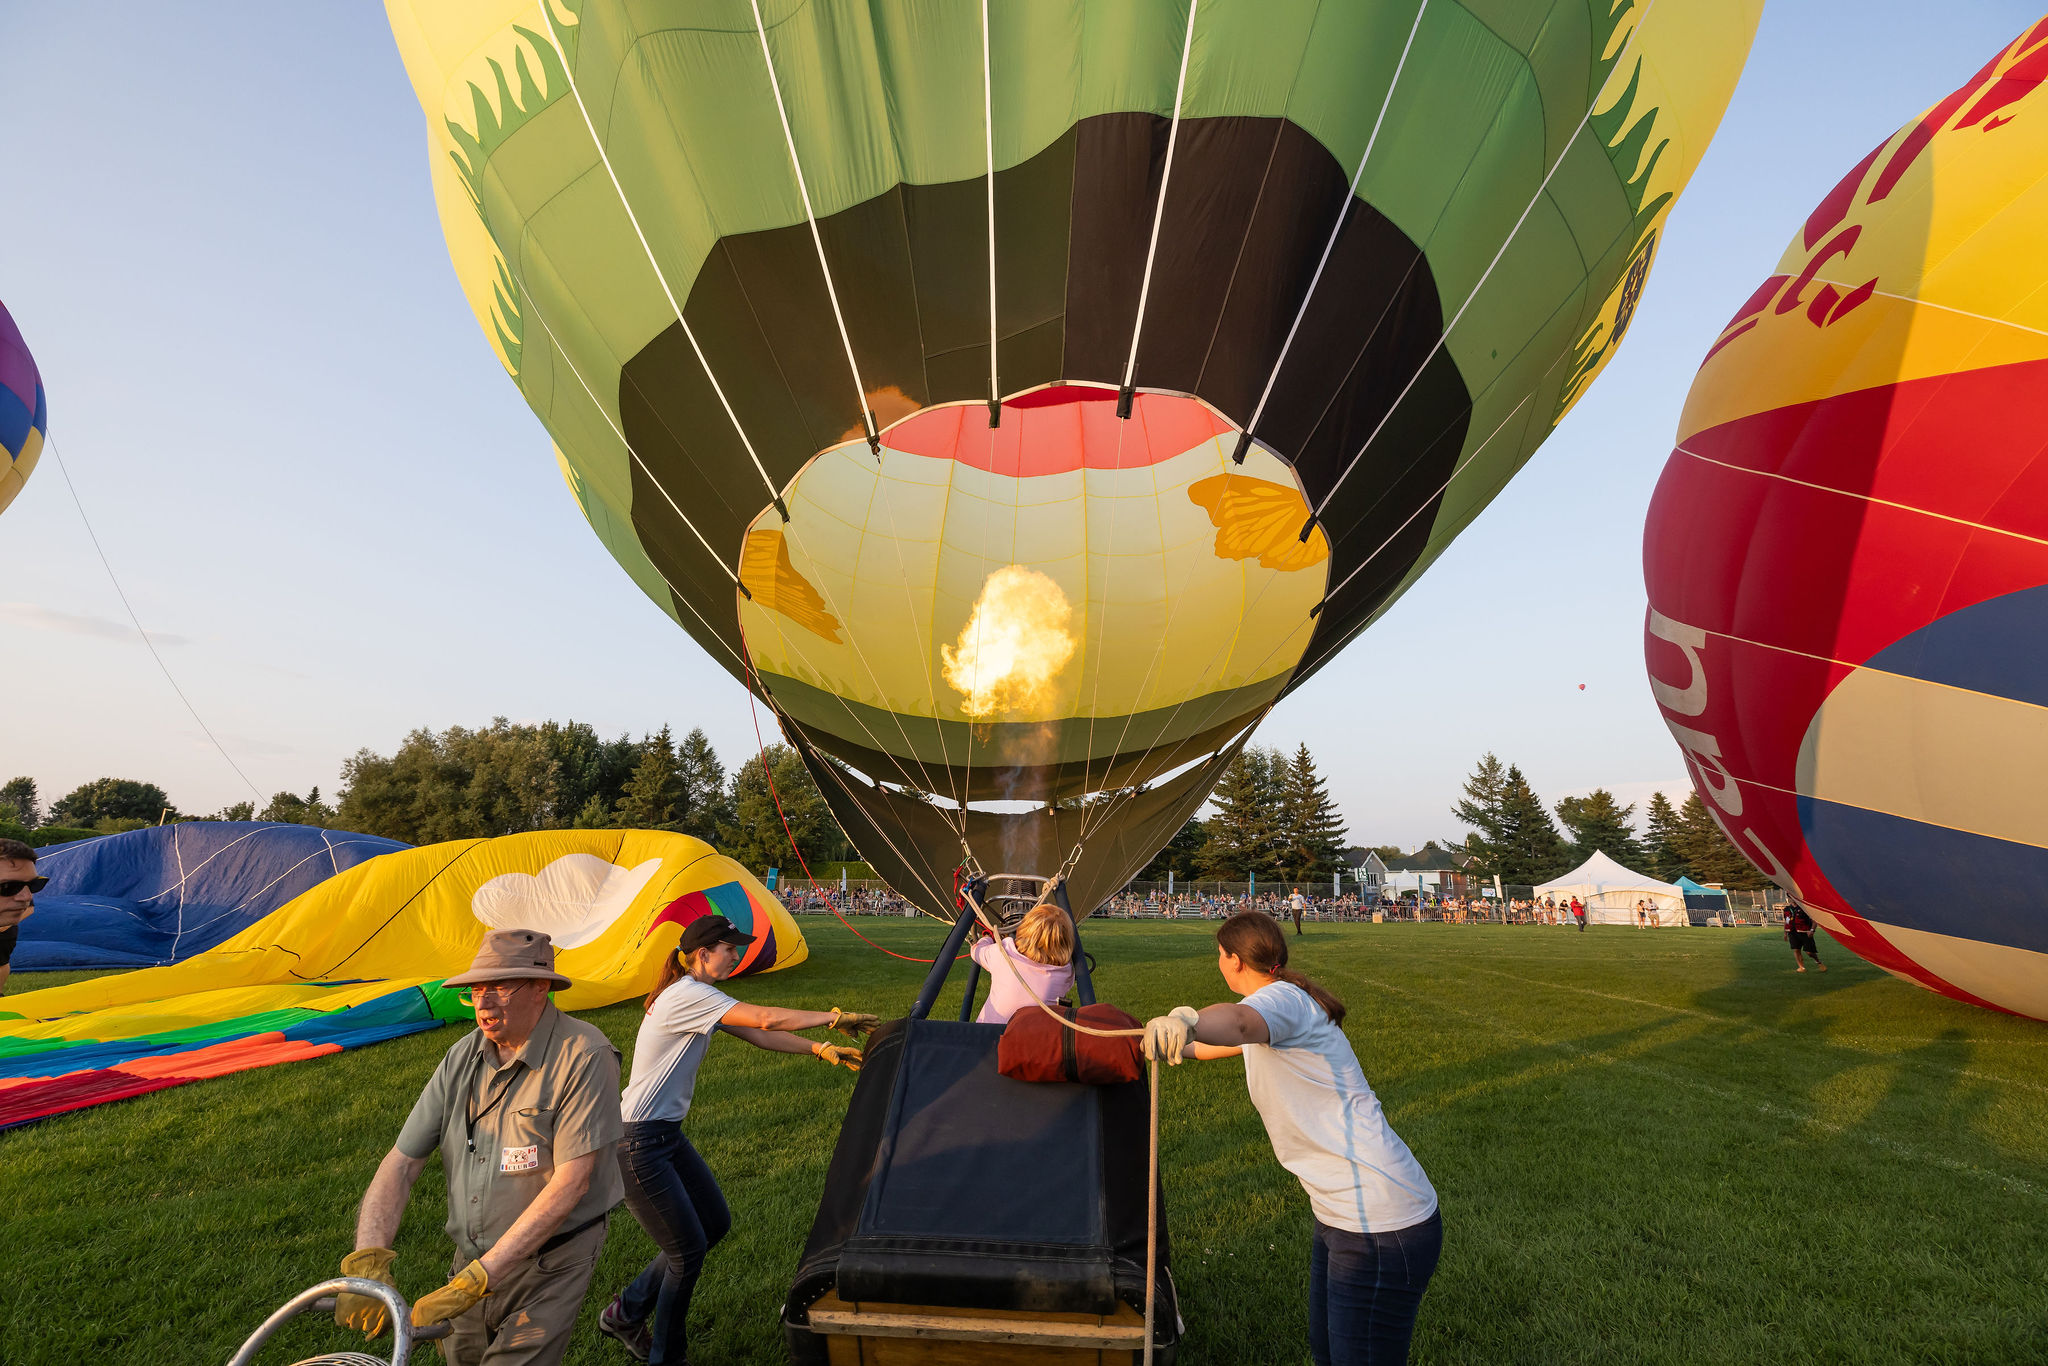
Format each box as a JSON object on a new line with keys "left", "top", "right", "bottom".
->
{"left": 16, "top": 822, "right": 409, "bottom": 969}
{"left": 1675, "top": 876, "right": 1731, "bottom": 923}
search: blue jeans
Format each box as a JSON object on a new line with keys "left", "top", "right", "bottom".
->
{"left": 1309, "top": 1211, "right": 1443, "bottom": 1366}
{"left": 617, "top": 1122, "right": 731, "bottom": 1365}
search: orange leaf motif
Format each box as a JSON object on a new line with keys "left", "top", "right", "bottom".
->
{"left": 740, "top": 530, "right": 843, "bottom": 642}
{"left": 1187, "top": 474, "right": 1331, "bottom": 572}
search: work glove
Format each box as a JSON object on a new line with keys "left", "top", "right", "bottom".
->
{"left": 333, "top": 1247, "right": 397, "bottom": 1336}
{"left": 828, "top": 1007, "right": 881, "bottom": 1039}
{"left": 813, "top": 1040, "right": 864, "bottom": 1072}
{"left": 411, "top": 1259, "right": 490, "bottom": 1327}
{"left": 1142, "top": 1007, "right": 1202, "bottom": 1065}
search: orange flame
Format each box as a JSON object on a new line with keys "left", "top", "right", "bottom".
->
{"left": 940, "top": 566, "right": 1077, "bottom": 719}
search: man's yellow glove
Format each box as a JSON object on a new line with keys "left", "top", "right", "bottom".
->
{"left": 411, "top": 1259, "right": 490, "bottom": 1327}
{"left": 813, "top": 1040, "right": 863, "bottom": 1072}
{"left": 334, "top": 1247, "right": 397, "bottom": 1337}
{"left": 828, "top": 1007, "right": 880, "bottom": 1039}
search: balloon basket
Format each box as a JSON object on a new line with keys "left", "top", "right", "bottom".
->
{"left": 782, "top": 1018, "right": 1177, "bottom": 1365}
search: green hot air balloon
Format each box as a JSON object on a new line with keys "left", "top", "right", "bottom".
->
{"left": 389, "top": 0, "right": 1759, "bottom": 917}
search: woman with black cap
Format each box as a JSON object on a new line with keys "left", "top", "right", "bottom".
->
{"left": 597, "top": 914, "right": 878, "bottom": 1364}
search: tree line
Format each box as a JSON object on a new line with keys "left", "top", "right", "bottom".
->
{"left": 0, "top": 720, "right": 858, "bottom": 872}
{"left": 1140, "top": 744, "right": 1350, "bottom": 882}
{"left": 1449, "top": 752, "right": 1768, "bottom": 888}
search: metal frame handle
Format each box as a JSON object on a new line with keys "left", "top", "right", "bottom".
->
{"left": 226, "top": 1277, "right": 448, "bottom": 1366}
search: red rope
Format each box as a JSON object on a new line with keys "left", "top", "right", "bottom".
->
{"left": 737, "top": 629, "right": 955, "bottom": 965}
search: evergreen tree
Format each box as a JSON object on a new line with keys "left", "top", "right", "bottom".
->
{"left": 722, "top": 744, "right": 842, "bottom": 872}
{"left": 1197, "top": 747, "right": 1283, "bottom": 879}
{"left": 259, "top": 788, "right": 337, "bottom": 827}
{"left": 1450, "top": 752, "right": 1509, "bottom": 877}
{"left": 1139, "top": 817, "right": 1209, "bottom": 881}
{"left": 675, "top": 727, "right": 731, "bottom": 844}
{"left": 0, "top": 777, "right": 40, "bottom": 828}
{"left": 614, "top": 725, "right": 684, "bottom": 829}
{"left": 1672, "top": 792, "right": 1770, "bottom": 889}
{"left": 1641, "top": 791, "right": 1687, "bottom": 881}
{"left": 1494, "top": 765, "right": 1569, "bottom": 883}
{"left": 571, "top": 793, "right": 614, "bottom": 829}
{"left": 1278, "top": 744, "right": 1349, "bottom": 878}
{"left": 1554, "top": 788, "right": 1643, "bottom": 866}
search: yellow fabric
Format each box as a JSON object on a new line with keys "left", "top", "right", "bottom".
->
{"left": 1681, "top": 28, "right": 2048, "bottom": 440}
{"left": 3, "top": 830, "right": 806, "bottom": 1048}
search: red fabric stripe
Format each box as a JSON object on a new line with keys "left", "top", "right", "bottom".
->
{"left": 884, "top": 392, "right": 1233, "bottom": 476}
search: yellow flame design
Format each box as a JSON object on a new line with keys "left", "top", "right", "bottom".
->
{"left": 740, "top": 530, "right": 842, "bottom": 642}
{"left": 1187, "top": 474, "right": 1330, "bottom": 572}
{"left": 940, "top": 566, "right": 1078, "bottom": 719}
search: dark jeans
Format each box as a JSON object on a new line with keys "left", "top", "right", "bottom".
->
{"left": 618, "top": 1122, "right": 731, "bottom": 1365}
{"left": 1309, "top": 1210, "right": 1442, "bottom": 1366}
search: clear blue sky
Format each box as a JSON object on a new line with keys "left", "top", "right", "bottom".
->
{"left": 1, "top": 2, "right": 2035, "bottom": 848}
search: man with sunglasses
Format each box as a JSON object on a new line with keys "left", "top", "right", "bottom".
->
{"left": 335, "top": 927, "right": 624, "bottom": 1366}
{"left": 0, "top": 838, "right": 44, "bottom": 997}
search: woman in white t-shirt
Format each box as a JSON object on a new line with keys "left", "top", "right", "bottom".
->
{"left": 596, "top": 914, "right": 877, "bottom": 1366}
{"left": 1143, "top": 911, "right": 1441, "bottom": 1366}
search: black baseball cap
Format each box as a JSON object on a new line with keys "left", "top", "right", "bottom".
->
{"left": 678, "top": 914, "right": 756, "bottom": 954}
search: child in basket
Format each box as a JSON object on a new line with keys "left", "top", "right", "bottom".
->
{"left": 970, "top": 902, "right": 1076, "bottom": 1024}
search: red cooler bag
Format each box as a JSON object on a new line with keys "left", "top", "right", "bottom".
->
{"left": 997, "top": 1002, "right": 1144, "bottom": 1084}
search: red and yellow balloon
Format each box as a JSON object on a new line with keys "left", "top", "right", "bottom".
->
{"left": 1645, "top": 21, "right": 2048, "bottom": 1018}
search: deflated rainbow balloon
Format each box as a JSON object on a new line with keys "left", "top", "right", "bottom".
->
{"left": 0, "top": 830, "right": 806, "bottom": 1128}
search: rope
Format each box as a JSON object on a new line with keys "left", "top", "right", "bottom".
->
{"left": 1233, "top": 0, "right": 1428, "bottom": 463}
{"left": 46, "top": 434, "right": 264, "bottom": 805}
{"left": 741, "top": 654, "right": 958, "bottom": 965}
{"left": 749, "top": 0, "right": 880, "bottom": 453}
{"left": 516, "top": 281, "right": 743, "bottom": 589}
{"left": 532, "top": 1, "right": 792, "bottom": 519}
{"left": 1145, "top": 1056, "right": 1161, "bottom": 1366}
{"left": 1309, "top": 0, "right": 1660, "bottom": 524}
{"left": 981, "top": 0, "right": 1000, "bottom": 421}
{"left": 1118, "top": 0, "right": 1202, "bottom": 414}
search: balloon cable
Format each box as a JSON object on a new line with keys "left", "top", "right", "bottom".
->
{"left": 739, "top": 647, "right": 962, "bottom": 966}
{"left": 45, "top": 434, "right": 264, "bottom": 805}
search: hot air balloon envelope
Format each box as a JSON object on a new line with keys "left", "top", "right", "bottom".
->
{"left": 1644, "top": 19, "right": 2048, "bottom": 1019}
{"left": 391, "top": 0, "right": 1758, "bottom": 912}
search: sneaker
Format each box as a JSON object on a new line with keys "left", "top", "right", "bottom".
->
{"left": 598, "top": 1297, "right": 652, "bottom": 1362}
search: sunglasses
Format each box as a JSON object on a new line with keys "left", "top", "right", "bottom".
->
{"left": 460, "top": 982, "right": 540, "bottom": 1004}
{"left": 0, "top": 877, "right": 47, "bottom": 897}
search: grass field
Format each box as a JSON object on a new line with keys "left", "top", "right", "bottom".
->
{"left": 6, "top": 920, "right": 2048, "bottom": 1364}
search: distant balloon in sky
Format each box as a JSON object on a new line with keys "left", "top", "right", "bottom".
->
{"left": 1645, "top": 20, "right": 2048, "bottom": 1019}
{"left": 390, "top": 0, "right": 1758, "bottom": 915}
{"left": 0, "top": 299, "right": 45, "bottom": 516}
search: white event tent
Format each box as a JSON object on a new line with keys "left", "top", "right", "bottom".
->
{"left": 1533, "top": 851, "right": 1687, "bottom": 926}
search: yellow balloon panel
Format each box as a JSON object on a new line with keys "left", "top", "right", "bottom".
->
{"left": 740, "top": 391, "right": 1326, "bottom": 758}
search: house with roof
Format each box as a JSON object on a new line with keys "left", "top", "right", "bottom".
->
{"left": 1378, "top": 842, "right": 1479, "bottom": 900}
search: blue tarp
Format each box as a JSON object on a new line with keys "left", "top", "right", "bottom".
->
{"left": 16, "top": 822, "right": 409, "bottom": 970}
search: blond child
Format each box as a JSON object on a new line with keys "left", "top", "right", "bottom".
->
{"left": 970, "top": 902, "right": 1077, "bottom": 1024}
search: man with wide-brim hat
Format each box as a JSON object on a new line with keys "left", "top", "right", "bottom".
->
{"left": 335, "top": 928, "right": 624, "bottom": 1366}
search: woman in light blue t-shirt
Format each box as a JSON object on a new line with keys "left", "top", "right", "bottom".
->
{"left": 1144, "top": 911, "right": 1441, "bottom": 1366}
{"left": 597, "top": 914, "right": 876, "bottom": 1366}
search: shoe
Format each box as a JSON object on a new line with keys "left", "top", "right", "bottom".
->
{"left": 598, "top": 1296, "right": 653, "bottom": 1362}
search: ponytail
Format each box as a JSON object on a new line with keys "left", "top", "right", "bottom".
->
{"left": 645, "top": 947, "right": 685, "bottom": 1012}
{"left": 1216, "top": 910, "right": 1347, "bottom": 1027}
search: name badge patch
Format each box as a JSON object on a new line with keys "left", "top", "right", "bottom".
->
{"left": 500, "top": 1145, "right": 540, "bottom": 1174}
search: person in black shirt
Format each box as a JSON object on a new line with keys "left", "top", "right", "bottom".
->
{"left": 1784, "top": 899, "right": 1827, "bottom": 972}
